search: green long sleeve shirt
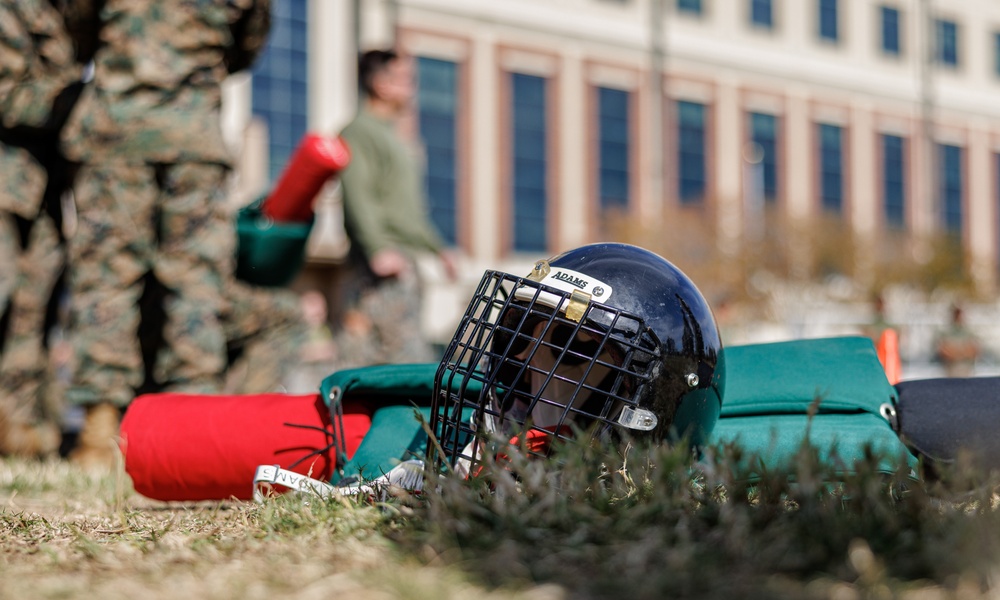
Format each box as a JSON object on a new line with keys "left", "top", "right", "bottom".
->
{"left": 338, "top": 110, "right": 444, "bottom": 262}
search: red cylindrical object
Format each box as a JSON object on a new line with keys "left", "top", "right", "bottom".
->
{"left": 120, "top": 392, "right": 371, "bottom": 502}
{"left": 261, "top": 133, "right": 351, "bottom": 223}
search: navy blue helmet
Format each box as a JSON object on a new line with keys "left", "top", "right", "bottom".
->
{"left": 430, "top": 243, "right": 725, "bottom": 473}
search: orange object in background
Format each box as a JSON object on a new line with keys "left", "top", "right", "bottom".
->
{"left": 261, "top": 133, "right": 351, "bottom": 223}
{"left": 876, "top": 328, "right": 902, "bottom": 385}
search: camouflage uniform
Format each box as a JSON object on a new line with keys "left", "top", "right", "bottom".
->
{"left": 140, "top": 270, "right": 307, "bottom": 396}
{"left": 60, "top": 0, "right": 272, "bottom": 407}
{"left": 336, "top": 109, "right": 447, "bottom": 368}
{"left": 221, "top": 280, "right": 306, "bottom": 394}
{"left": 0, "top": 0, "right": 83, "bottom": 455}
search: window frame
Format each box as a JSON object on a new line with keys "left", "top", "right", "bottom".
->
{"left": 677, "top": 0, "right": 703, "bottom": 16}
{"left": 818, "top": 123, "right": 844, "bottom": 214}
{"left": 749, "top": 112, "right": 779, "bottom": 204}
{"left": 509, "top": 72, "right": 550, "bottom": 254}
{"left": 880, "top": 5, "right": 902, "bottom": 57}
{"left": 993, "top": 31, "right": 1000, "bottom": 78}
{"left": 881, "top": 133, "right": 906, "bottom": 229}
{"left": 935, "top": 18, "right": 959, "bottom": 68}
{"left": 596, "top": 86, "right": 632, "bottom": 214}
{"left": 818, "top": 0, "right": 839, "bottom": 43}
{"left": 750, "top": 0, "right": 774, "bottom": 30}
{"left": 416, "top": 56, "right": 461, "bottom": 248}
{"left": 677, "top": 100, "right": 708, "bottom": 206}
{"left": 938, "top": 143, "right": 964, "bottom": 235}
{"left": 250, "top": 0, "right": 310, "bottom": 184}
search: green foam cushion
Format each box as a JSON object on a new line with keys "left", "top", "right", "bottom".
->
{"left": 712, "top": 412, "right": 917, "bottom": 474}
{"left": 712, "top": 336, "right": 916, "bottom": 474}
{"left": 720, "top": 336, "right": 896, "bottom": 417}
{"left": 338, "top": 405, "right": 431, "bottom": 482}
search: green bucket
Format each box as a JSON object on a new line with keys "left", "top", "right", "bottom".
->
{"left": 235, "top": 200, "right": 314, "bottom": 287}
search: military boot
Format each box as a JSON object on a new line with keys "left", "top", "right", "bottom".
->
{"left": 1, "top": 421, "right": 61, "bottom": 458}
{"left": 68, "top": 402, "right": 121, "bottom": 472}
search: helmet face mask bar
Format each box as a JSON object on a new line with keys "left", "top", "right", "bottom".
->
{"left": 430, "top": 243, "right": 724, "bottom": 475}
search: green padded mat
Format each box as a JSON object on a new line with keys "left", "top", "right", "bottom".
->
{"left": 720, "top": 336, "right": 896, "bottom": 417}
{"left": 321, "top": 364, "right": 482, "bottom": 484}
{"left": 338, "top": 405, "right": 432, "bottom": 482}
{"left": 710, "top": 336, "right": 917, "bottom": 473}
{"left": 317, "top": 337, "right": 919, "bottom": 482}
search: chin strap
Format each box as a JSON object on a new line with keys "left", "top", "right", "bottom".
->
{"left": 252, "top": 459, "right": 424, "bottom": 503}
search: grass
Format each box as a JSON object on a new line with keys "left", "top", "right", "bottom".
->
{"left": 3, "top": 437, "right": 1000, "bottom": 599}
{"left": 406, "top": 439, "right": 1000, "bottom": 599}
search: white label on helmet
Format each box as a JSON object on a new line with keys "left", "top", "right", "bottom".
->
{"left": 514, "top": 267, "right": 613, "bottom": 313}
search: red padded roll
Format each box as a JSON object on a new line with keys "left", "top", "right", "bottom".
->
{"left": 120, "top": 393, "right": 371, "bottom": 501}
{"left": 261, "top": 133, "right": 351, "bottom": 223}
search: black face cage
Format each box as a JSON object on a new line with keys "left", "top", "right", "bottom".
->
{"left": 430, "top": 270, "right": 662, "bottom": 472}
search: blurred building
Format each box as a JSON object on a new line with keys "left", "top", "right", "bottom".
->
{"left": 222, "top": 0, "right": 1000, "bottom": 342}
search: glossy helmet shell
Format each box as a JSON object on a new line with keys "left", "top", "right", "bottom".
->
{"left": 430, "top": 243, "right": 725, "bottom": 469}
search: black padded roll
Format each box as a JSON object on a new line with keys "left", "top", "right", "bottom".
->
{"left": 895, "top": 377, "right": 1000, "bottom": 468}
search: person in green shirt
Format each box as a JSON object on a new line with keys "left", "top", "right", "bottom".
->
{"left": 934, "top": 303, "right": 981, "bottom": 378}
{"left": 335, "top": 49, "right": 457, "bottom": 368}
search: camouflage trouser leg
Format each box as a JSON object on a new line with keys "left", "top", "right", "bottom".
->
{"left": 0, "top": 211, "right": 63, "bottom": 422}
{"left": 69, "top": 162, "right": 231, "bottom": 406}
{"left": 220, "top": 279, "right": 306, "bottom": 394}
{"left": 0, "top": 212, "right": 16, "bottom": 324}
{"left": 150, "top": 163, "right": 233, "bottom": 393}
{"left": 335, "top": 262, "right": 433, "bottom": 368}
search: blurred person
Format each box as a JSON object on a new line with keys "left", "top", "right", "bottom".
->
{"left": 284, "top": 289, "right": 337, "bottom": 393}
{"left": 138, "top": 274, "right": 307, "bottom": 396}
{"left": 0, "top": 0, "right": 88, "bottom": 457}
{"left": 712, "top": 294, "right": 745, "bottom": 346}
{"left": 335, "top": 49, "right": 457, "bottom": 368}
{"left": 861, "top": 293, "right": 894, "bottom": 342}
{"left": 862, "top": 293, "right": 902, "bottom": 384}
{"left": 59, "top": 0, "right": 272, "bottom": 469}
{"left": 934, "top": 303, "right": 981, "bottom": 378}
{"left": 222, "top": 281, "right": 307, "bottom": 395}
{"left": 297, "top": 290, "right": 336, "bottom": 365}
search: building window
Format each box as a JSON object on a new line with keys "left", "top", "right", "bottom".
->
{"left": 511, "top": 73, "right": 548, "bottom": 253}
{"left": 935, "top": 19, "right": 959, "bottom": 67}
{"left": 677, "top": 101, "right": 707, "bottom": 205}
{"left": 597, "top": 87, "right": 631, "bottom": 212}
{"left": 882, "top": 134, "right": 905, "bottom": 228}
{"left": 938, "top": 143, "right": 963, "bottom": 234}
{"left": 818, "top": 0, "right": 838, "bottom": 42}
{"left": 818, "top": 123, "right": 843, "bottom": 214}
{"left": 251, "top": 0, "right": 309, "bottom": 183}
{"left": 880, "top": 6, "right": 901, "bottom": 56}
{"left": 749, "top": 112, "right": 778, "bottom": 202}
{"left": 994, "top": 32, "right": 1000, "bottom": 77}
{"left": 677, "top": 0, "right": 702, "bottom": 15}
{"left": 417, "top": 57, "right": 459, "bottom": 247}
{"left": 996, "top": 154, "right": 1000, "bottom": 265}
{"left": 750, "top": 0, "right": 773, "bottom": 28}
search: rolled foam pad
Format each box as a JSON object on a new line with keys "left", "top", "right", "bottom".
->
{"left": 120, "top": 393, "right": 372, "bottom": 501}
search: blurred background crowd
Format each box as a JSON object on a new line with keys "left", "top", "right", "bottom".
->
{"left": 3, "top": 0, "right": 1000, "bottom": 467}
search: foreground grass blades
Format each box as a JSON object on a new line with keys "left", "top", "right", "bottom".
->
{"left": 3, "top": 438, "right": 1000, "bottom": 599}
{"left": 404, "top": 439, "right": 1000, "bottom": 599}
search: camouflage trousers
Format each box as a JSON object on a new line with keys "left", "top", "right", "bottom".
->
{"left": 148, "top": 276, "right": 306, "bottom": 394}
{"left": 0, "top": 208, "right": 64, "bottom": 432}
{"left": 222, "top": 280, "right": 306, "bottom": 394}
{"left": 68, "top": 161, "right": 233, "bottom": 407}
{"left": 0, "top": 212, "right": 15, "bottom": 322}
{"left": 333, "top": 258, "right": 434, "bottom": 370}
